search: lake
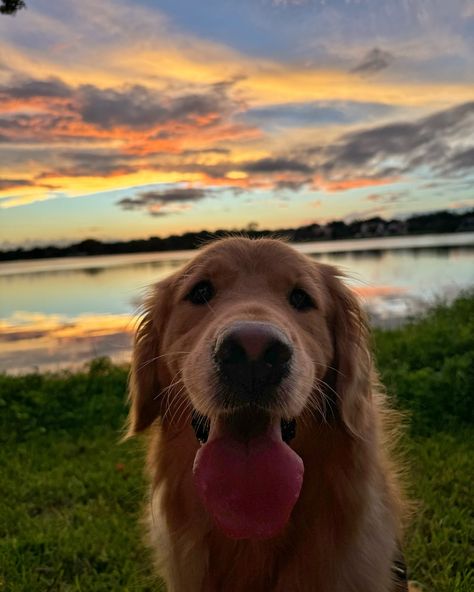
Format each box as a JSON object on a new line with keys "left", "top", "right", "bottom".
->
{"left": 1, "top": 232, "right": 473, "bottom": 374}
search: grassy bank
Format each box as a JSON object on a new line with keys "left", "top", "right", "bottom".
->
{"left": 1, "top": 294, "right": 473, "bottom": 591}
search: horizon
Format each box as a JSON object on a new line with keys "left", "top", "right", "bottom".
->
{"left": 1, "top": 0, "right": 473, "bottom": 248}
{"left": 2, "top": 205, "right": 473, "bottom": 252}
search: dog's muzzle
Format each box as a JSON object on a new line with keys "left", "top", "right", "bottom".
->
{"left": 214, "top": 321, "right": 293, "bottom": 407}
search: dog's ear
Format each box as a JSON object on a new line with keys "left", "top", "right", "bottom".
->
{"left": 323, "top": 265, "right": 372, "bottom": 437}
{"left": 125, "top": 279, "right": 171, "bottom": 438}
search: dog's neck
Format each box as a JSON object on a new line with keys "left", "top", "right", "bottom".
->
{"left": 149, "top": 416, "right": 401, "bottom": 592}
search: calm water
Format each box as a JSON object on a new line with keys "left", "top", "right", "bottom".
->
{"left": 1, "top": 233, "right": 473, "bottom": 373}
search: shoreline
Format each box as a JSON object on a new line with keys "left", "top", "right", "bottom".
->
{"left": 1, "top": 231, "right": 473, "bottom": 277}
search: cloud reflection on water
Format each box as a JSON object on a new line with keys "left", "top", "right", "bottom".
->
{"left": 0, "top": 285, "right": 409, "bottom": 374}
{"left": 1, "top": 237, "right": 472, "bottom": 373}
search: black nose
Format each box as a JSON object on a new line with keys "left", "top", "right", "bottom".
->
{"left": 214, "top": 321, "right": 292, "bottom": 403}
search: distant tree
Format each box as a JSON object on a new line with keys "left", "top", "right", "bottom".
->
{"left": 246, "top": 221, "right": 259, "bottom": 231}
{"left": 0, "top": 208, "right": 471, "bottom": 262}
{"left": 0, "top": 0, "right": 25, "bottom": 15}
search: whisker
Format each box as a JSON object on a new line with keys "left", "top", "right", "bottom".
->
{"left": 291, "top": 345, "right": 346, "bottom": 378}
{"left": 173, "top": 393, "right": 192, "bottom": 427}
{"left": 315, "top": 376, "right": 342, "bottom": 404}
{"left": 165, "top": 387, "right": 189, "bottom": 426}
{"left": 155, "top": 372, "right": 184, "bottom": 402}
{"left": 136, "top": 351, "right": 192, "bottom": 373}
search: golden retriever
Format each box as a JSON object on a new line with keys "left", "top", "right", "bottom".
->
{"left": 126, "top": 237, "right": 410, "bottom": 592}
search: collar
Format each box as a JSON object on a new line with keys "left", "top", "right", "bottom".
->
{"left": 392, "top": 546, "right": 409, "bottom": 592}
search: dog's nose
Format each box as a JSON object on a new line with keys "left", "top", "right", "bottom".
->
{"left": 215, "top": 322, "right": 292, "bottom": 399}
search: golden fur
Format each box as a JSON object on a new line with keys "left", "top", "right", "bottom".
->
{"left": 126, "top": 237, "right": 408, "bottom": 592}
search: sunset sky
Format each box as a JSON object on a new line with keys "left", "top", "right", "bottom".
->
{"left": 1, "top": 0, "right": 473, "bottom": 248}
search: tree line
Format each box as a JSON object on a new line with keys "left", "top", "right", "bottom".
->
{"left": 1, "top": 209, "right": 473, "bottom": 262}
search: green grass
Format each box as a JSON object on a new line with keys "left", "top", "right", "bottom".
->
{"left": 404, "top": 432, "right": 474, "bottom": 591}
{"left": 1, "top": 295, "right": 473, "bottom": 591}
{"left": 0, "top": 360, "right": 160, "bottom": 592}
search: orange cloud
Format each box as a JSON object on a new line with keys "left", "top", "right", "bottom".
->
{"left": 318, "top": 177, "right": 400, "bottom": 192}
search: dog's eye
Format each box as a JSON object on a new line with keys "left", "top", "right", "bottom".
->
{"left": 289, "top": 288, "right": 316, "bottom": 311}
{"left": 186, "top": 280, "right": 215, "bottom": 305}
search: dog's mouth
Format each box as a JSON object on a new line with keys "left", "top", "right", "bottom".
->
{"left": 191, "top": 407, "right": 304, "bottom": 540}
{"left": 191, "top": 410, "right": 297, "bottom": 445}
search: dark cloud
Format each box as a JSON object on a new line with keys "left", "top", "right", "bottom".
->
{"left": 55, "top": 151, "right": 138, "bottom": 177}
{"left": 0, "top": 76, "right": 72, "bottom": 99}
{"left": 0, "top": 178, "right": 34, "bottom": 191}
{"left": 275, "top": 179, "right": 311, "bottom": 191}
{"left": 328, "top": 122, "right": 418, "bottom": 167}
{"left": 142, "top": 188, "right": 207, "bottom": 203}
{"left": 117, "top": 197, "right": 144, "bottom": 211}
{"left": 0, "top": 74, "right": 241, "bottom": 137}
{"left": 77, "top": 84, "right": 168, "bottom": 129}
{"left": 181, "top": 147, "right": 230, "bottom": 156}
{"left": 136, "top": 101, "right": 473, "bottom": 191}
{"left": 221, "top": 102, "right": 473, "bottom": 190}
{"left": 242, "top": 101, "right": 394, "bottom": 128}
{"left": 243, "top": 157, "right": 312, "bottom": 174}
{"left": 343, "top": 205, "right": 390, "bottom": 223}
{"left": 236, "top": 101, "right": 474, "bottom": 190}
{"left": 77, "top": 83, "right": 236, "bottom": 130}
{"left": 365, "top": 191, "right": 407, "bottom": 203}
{"left": 443, "top": 146, "right": 474, "bottom": 174}
{"left": 351, "top": 48, "right": 394, "bottom": 75}
{"left": 322, "top": 101, "right": 474, "bottom": 176}
{"left": 2, "top": 71, "right": 472, "bottom": 197}
{"left": 0, "top": 113, "right": 99, "bottom": 144}
{"left": 171, "top": 93, "right": 228, "bottom": 121}
{"left": 117, "top": 187, "right": 207, "bottom": 213}
{"left": 149, "top": 210, "right": 173, "bottom": 217}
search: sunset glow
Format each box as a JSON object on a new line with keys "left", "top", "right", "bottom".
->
{"left": 1, "top": 0, "right": 473, "bottom": 247}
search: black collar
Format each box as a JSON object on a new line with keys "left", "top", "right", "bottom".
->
{"left": 392, "top": 547, "right": 409, "bottom": 592}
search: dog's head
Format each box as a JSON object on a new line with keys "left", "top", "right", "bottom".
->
{"left": 126, "top": 237, "right": 372, "bottom": 538}
{"left": 127, "top": 237, "right": 371, "bottom": 437}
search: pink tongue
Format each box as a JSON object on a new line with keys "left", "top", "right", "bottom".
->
{"left": 193, "top": 423, "right": 304, "bottom": 540}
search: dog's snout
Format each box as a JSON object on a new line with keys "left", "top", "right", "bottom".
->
{"left": 215, "top": 322, "right": 292, "bottom": 401}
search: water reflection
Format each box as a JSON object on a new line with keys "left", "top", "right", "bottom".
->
{"left": 0, "top": 313, "right": 133, "bottom": 374}
{"left": 83, "top": 267, "right": 106, "bottom": 276}
{"left": 1, "top": 235, "right": 473, "bottom": 374}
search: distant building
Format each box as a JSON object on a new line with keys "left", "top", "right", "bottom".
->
{"left": 458, "top": 215, "right": 474, "bottom": 232}
{"left": 359, "top": 217, "right": 387, "bottom": 237}
{"left": 386, "top": 220, "right": 407, "bottom": 235}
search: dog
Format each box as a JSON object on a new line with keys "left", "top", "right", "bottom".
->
{"left": 126, "top": 237, "right": 408, "bottom": 592}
